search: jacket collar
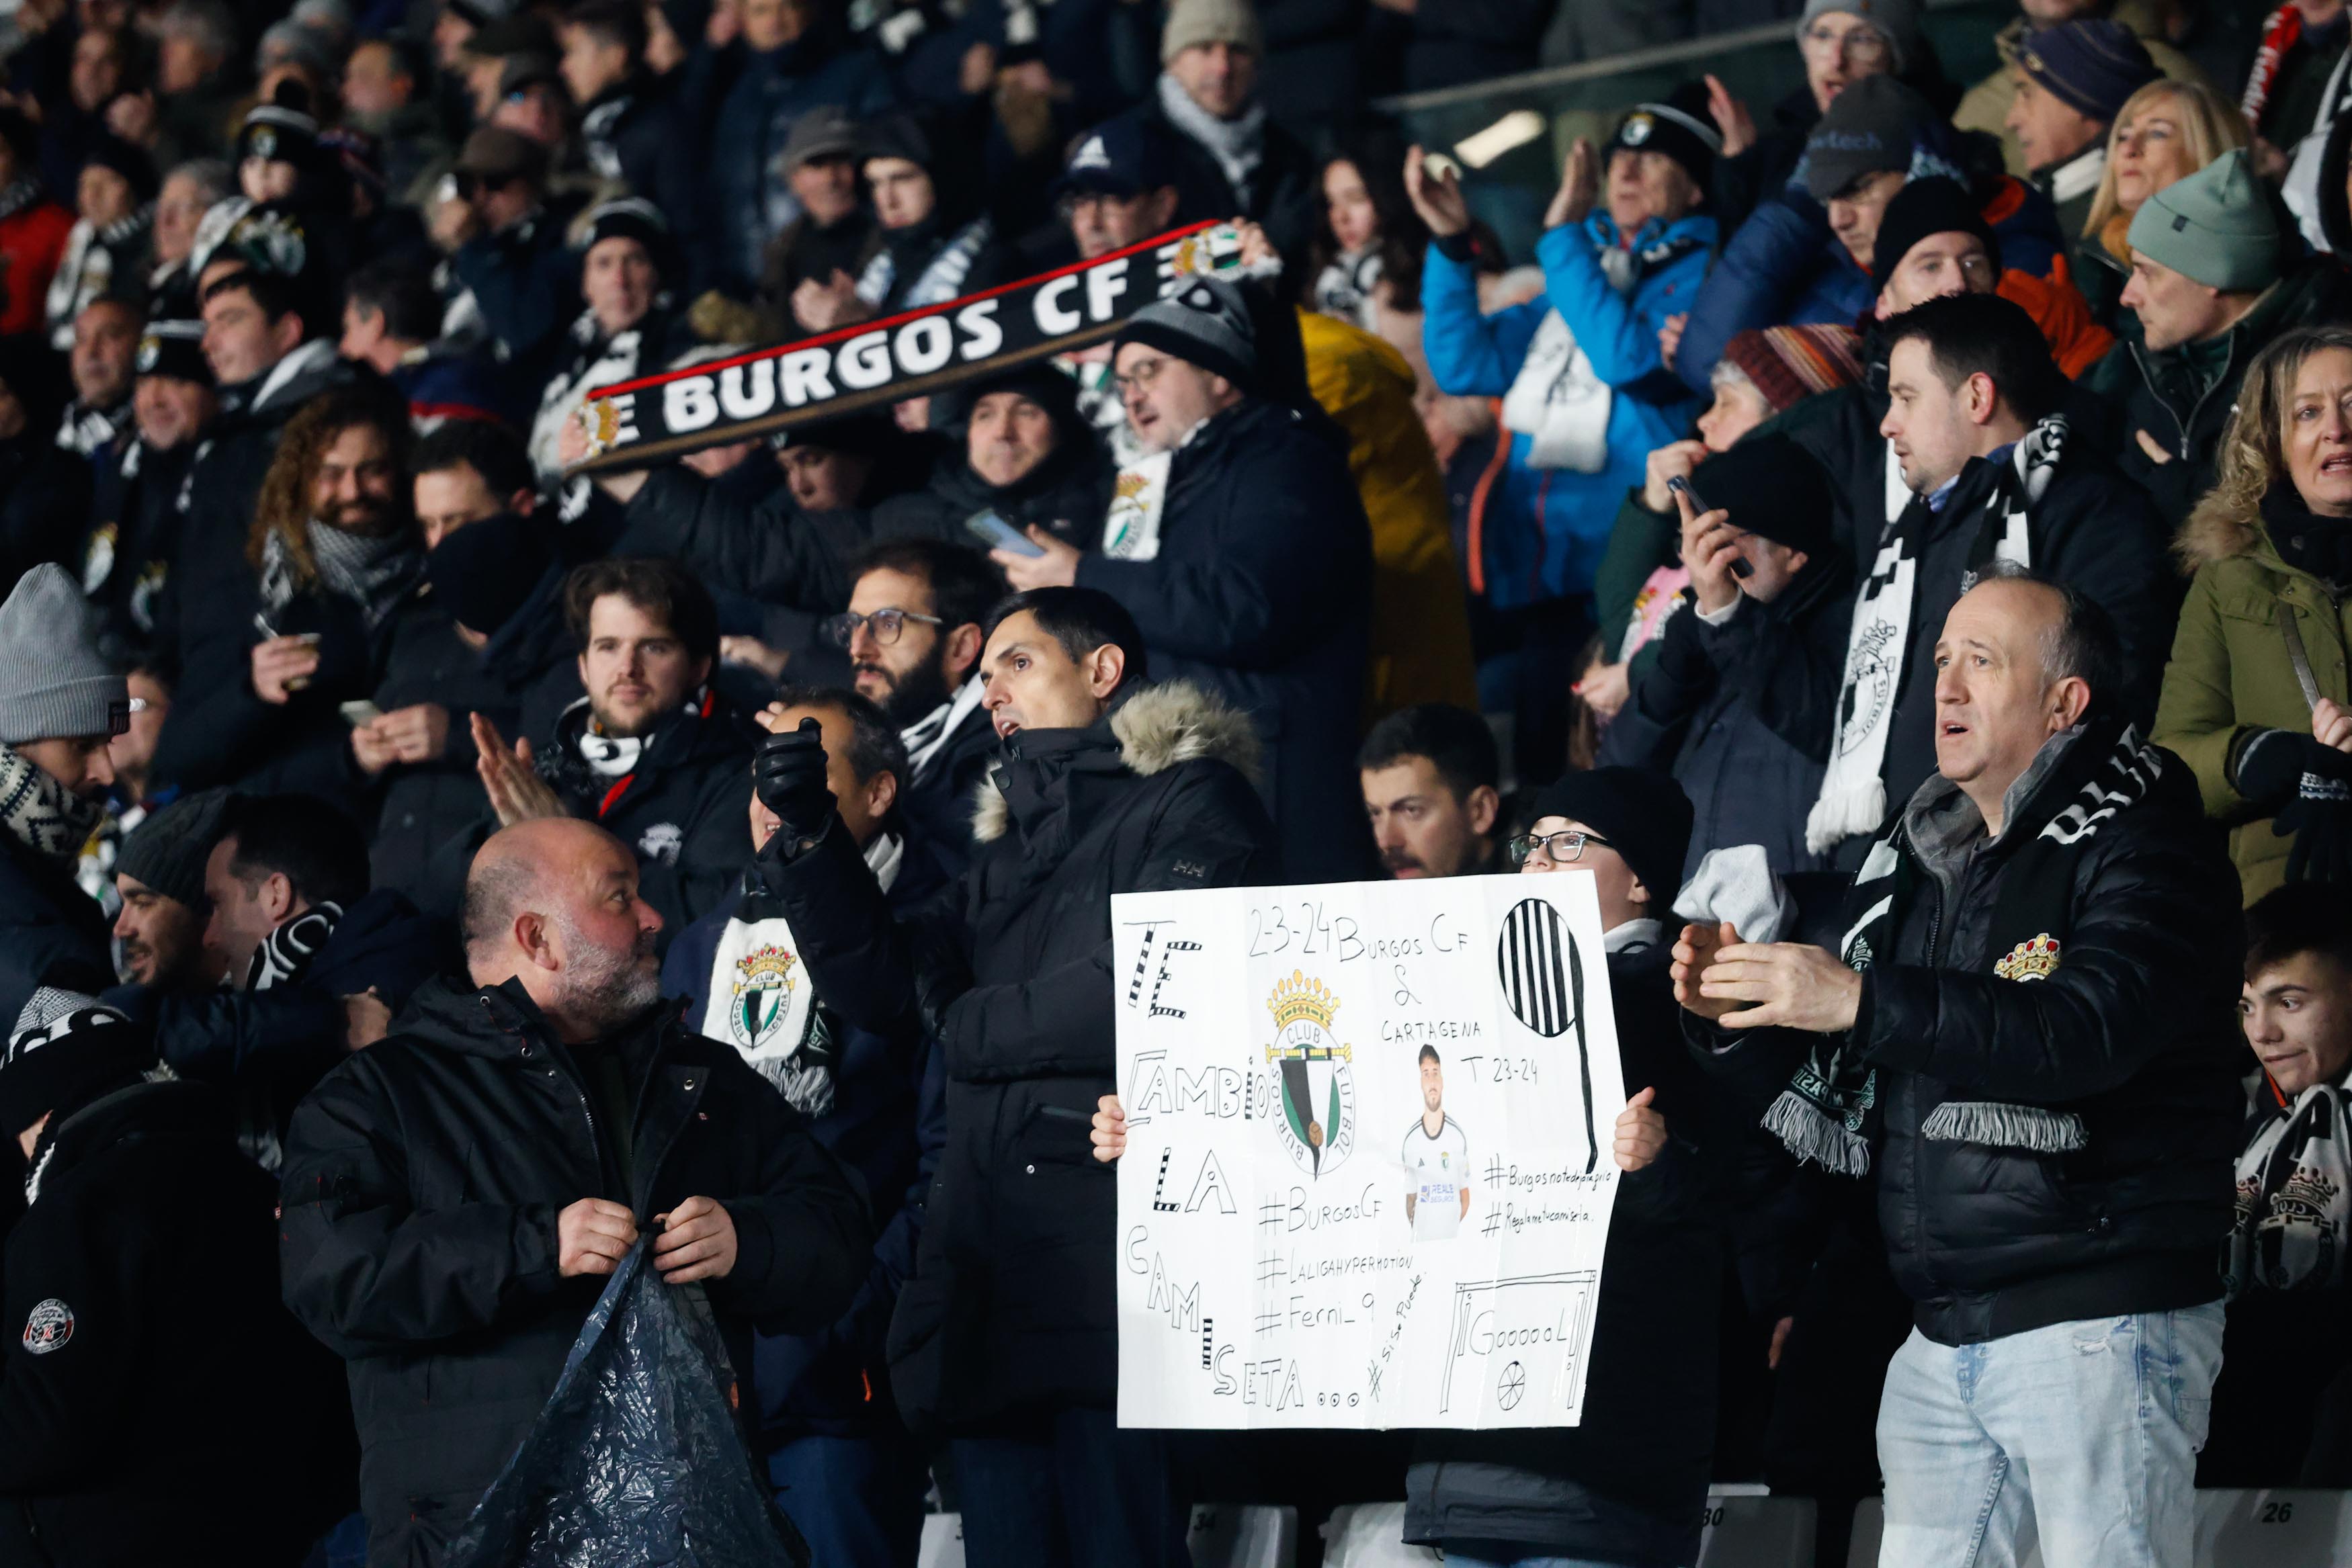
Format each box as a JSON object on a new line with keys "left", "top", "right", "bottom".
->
{"left": 972, "top": 679, "right": 1261, "bottom": 844}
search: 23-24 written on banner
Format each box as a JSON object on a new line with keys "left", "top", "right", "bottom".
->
{"left": 1111, "top": 875, "right": 1627, "bottom": 1430}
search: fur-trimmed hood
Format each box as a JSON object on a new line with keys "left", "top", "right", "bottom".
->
{"left": 2177, "top": 497, "right": 2268, "bottom": 572}
{"left": 972, "top": 680, "right": 1261, "bottom": 844}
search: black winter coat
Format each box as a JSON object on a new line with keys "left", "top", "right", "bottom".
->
{"left": 870, "top": 434, "right": 1116, "bottom": 555}
{"left": 74, "top": 437, "right": 194, "bottom": 662}
{"left": 614, "top": 467, "right": 874, "bottom": 659}
{"left": 279, "top": 978, "right": 872, "bottom": 1568}
{"left": 661, "top": 833, "right": 952, "bottom": 1443}
{"left": 1786, "top": 388, "right": 2177, "bottom": 840}
{"left": 1691, "top": 722, "right": 2245, "bottom": 1346}
{"left": 117, "top": 888, "right": 457, "bottom": 1164}
{"left": 1600, "top": 558, "right": 1853, "bottom": 881}
{"left": 0, "top": 1080, "right": 354, "bottom": 1568}
{"left": 751, "top": 681, "right": 1277, "bottom": 1430}
{"left": 897, "top": 701, "right": 996, "bottom": 882}
{"left": 1120, "top": 96, "right": 1321, "bottom": 269}
{"left": 147, "top": 345, "right": 383, "bottom": 795}
{"left": 2078, "top": 256, "right": 2352, "bottom": 527}
{"left": 1077, "top": 399, "right": 1374, "bottom": 883}
{"left": 0, "top": 830, "right": 109, "bottom": 1041}
{"left": 364, "top": 589, "right": 542, "bottom": 902}
{"left": 1406, "top": 938, "right": 1724, "bottom": 1566}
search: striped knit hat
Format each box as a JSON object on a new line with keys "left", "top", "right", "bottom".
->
{"left": 1721, "top": 324, "right": 1865, "bottom": 413}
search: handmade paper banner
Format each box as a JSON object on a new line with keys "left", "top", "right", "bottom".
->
{"left": 570, "top": 220, "right": 1239, "bottom": 472}
{"left": 1112, "top": 875, "right": 1626, "bottom": 1431}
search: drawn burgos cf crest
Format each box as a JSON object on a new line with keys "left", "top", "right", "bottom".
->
{"left": 1265, "top": 970, "right": 1355, "bottom": 1177}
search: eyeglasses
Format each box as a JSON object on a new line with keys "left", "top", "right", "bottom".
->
{"left": 1112, "top": 357, "right": 1171, "bottom": 394}
{"left": 823, "top": 607, "right": 942, "bottom": 648}
{"left": 1800, "top": 22, "right": 1890, "bottom": 62}
{"left": 1506, "top": 829, "right": 1615, "bottom": 867}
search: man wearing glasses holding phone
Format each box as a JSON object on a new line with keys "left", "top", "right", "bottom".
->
{"left": 442, "top": 126, "right": 581, "bottom": 380}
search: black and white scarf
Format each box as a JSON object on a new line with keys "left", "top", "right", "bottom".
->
{"left": 1768, "top": 717, "right": 2162, "bottom": 1174}
{"left": 245, "top": 902, "right": 342, "bottom": 992}
{"left": 2228, "top": 1075, "right": 2352, "bottom": 1296}
{"left": 698, "top": 833, "right": 903, "bottom": 1116}
{"left": 1808, "top": 416, "right": 2068, "bottom": 854}
{"left": 902, "top": 677, "right": 986, "bottom": 778}
{"left": 0, "top": 745, "right": 103, "bottom": 868}
{"left": 259, "top": 521, "right": 423, "bottom": 632}
{"left": 55, "top": 396, "right": 130, "bottom": 459}
{"left": 1312, "top": 250, "right": 1383, "bottom": 329}
{"left": 855, "top": 215, "right": 996, "bottom": 312}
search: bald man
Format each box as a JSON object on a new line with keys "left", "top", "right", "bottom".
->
{"left": 279, "top": 818, "right": 872, "bottom": 1568}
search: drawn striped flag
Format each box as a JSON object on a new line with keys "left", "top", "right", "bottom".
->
{"left": 1497, "top": 898, "right": 1577, "bottom": 1039}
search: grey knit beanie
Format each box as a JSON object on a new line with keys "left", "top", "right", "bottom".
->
{"left": 0, "top": 566, "right": 127, "bottom": 746}
{"left": 1113, "top": 277, "right": 1259, "bottom": 390}
{"left": 1798, "top": 0, "right": 1921, "bottom": 75}
{"left": 116, "top": 789, "right": 237, "bottom": 909}
{"left": 1162, "top": 0, "right": 1262, "bottom": 64}
{"left": 2128, "top": 149, "right": 2282, "bottom": 293}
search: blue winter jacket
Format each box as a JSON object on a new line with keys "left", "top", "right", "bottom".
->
{"left": 1675, "top": 177, "right": 2067, "bottom": 398}
{"left": 1422, "top": 210, "right": 1716, "bottom": 611}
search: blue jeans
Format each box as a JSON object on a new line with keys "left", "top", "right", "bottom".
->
{"left": 766, "top": 1433, "right": 927, "bottom": 1568}
{"left": 950, "top": 1407, "right": 1190, "bottom": 1568}
{"left": 1876, "top": 1305, "right": 2224, "bottom": 1568}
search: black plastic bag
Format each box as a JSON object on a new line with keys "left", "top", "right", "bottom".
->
{"left": 445, "top": 1237, "right": 809, "bottom": 1568}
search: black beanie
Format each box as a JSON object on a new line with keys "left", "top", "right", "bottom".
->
{"left": 1867, "top": 175, "right": 2000, "bottom": 299}
{"left": 1528, "top": 767, "right": 1693, "bottom": 902}
{"left": 134, "top": 318, "right": 212, "bottom": 386}
{"left": 0, "top": 991, "right": 151, "bottom": 1139}
{"left": 1691, "top": 435, "right": 1837, "bottom": 560}
{"left": 84, "top": 136, "right": 159, "bottom": 204}
{"left": 858, "top": 114, "right": 935, "bottom": 175}
{"left": 1606, "top": 83, "right": 1723, "bottom": 198}
{"left": 116, "top": 788, "right": 237, "bottom": 910}
{"left": 238, "top": 81, "right": 322, "bottom": 170}
{"left": 427, "top": 513, "right": 559, "bottom": 636}
{"left": 933, "top": 361, "right": 1082, "bottom": 437}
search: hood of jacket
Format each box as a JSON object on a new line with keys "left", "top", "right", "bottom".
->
{"left": 971, "top": 679, "right": 1260, "bottom": 844}
{"left": 28, "top": 1076, "right": 225, "bottom": 1203}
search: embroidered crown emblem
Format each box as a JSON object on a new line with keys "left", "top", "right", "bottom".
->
{"left": 1994, "top": 933, "right": 2062, "bottom": 982}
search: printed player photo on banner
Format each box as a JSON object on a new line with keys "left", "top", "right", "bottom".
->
{"left": 1110, "top": 875, "right": 1627, "bottom": 1431}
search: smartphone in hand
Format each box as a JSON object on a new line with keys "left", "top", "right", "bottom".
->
{"left": 965, "top": 509, "right": 1045, "bottom": 558}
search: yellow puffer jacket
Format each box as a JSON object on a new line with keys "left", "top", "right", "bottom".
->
{"left": 1296, "top": 308, "right": 1478, "bottom": 724}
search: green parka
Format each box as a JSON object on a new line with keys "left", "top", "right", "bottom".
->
{"left": 2152, "top": 496, "right": 2352, "bottom": 905}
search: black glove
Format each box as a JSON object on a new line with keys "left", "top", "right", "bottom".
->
{"left": 2241, "top": 728, "right": 2352, "bottom": 885}
{"left": 753, "top": 717, "right": 835, "bottom": 842}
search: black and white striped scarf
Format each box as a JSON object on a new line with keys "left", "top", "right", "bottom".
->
{"left": 856, "top": 216, "right": 995, "bottom": 312}
{"left": 259, "top": 520, "right": 423, "bottom": 631}
{"left": 245, "top": 902, "right": 342, "bottom": 992}
{"left": 1807, "top": 415, "right": 2067, "bottom": 854}
{"left": 1769, "top": 717, "right": 2161, "bottom": 1174}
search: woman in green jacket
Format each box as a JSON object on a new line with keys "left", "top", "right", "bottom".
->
{"left": 2154, "top": 324, "right": 2352, "bottom": 904}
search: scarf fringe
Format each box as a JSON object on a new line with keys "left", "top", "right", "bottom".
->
{"left": 1806, "top": 778, "right": 1888, "bottom": 857}
{"left": 1922, "top": 1100, "right": 2087, "bottom": 1153}
{"left": 1763, "top": 1090, "right": 1873, "bottom": 1176}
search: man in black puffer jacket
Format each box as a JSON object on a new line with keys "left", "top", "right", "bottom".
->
{"left": 280, "top": 816, "right": 871, "bottom": 1568}
{"left": 1676, "top": 570, "right": 2242, "bottom": 1568}
{"left": 991, "top": 276, "right": 1374, "bottom": 882}
{"left": 872, "top": 364, "right": 1117, "bottom": 554}
{"left": 747, "top": 587, "right": 1274, "bottom": 1568}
